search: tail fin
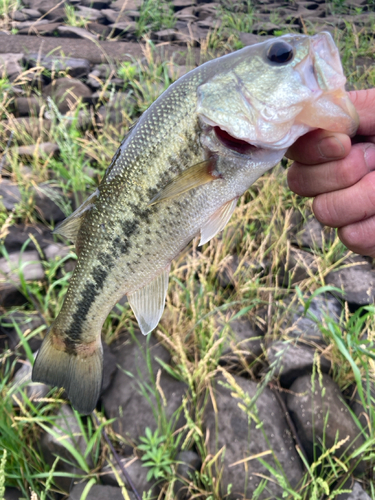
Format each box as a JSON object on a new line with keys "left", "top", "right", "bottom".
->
{"left": 32, "top": 328, "right": 103, "bottom": 415}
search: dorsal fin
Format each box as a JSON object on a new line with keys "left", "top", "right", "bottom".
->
{"left": 53, "top": 189, "right": 99, "bottom": 244}
{"left": 147, "top": 157, "right": 220, "bottom": 206}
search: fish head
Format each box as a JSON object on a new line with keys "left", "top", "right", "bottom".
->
{"left": 197, "top": 32, "right": 359, "bottom": 153}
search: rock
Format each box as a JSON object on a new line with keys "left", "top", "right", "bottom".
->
{"left": 21, "top": 8, "right": 41, "bottom": 18}
{"left": 205, "top": 375, "right": 303, "bottom": 499}
{"left": 0, "top": 53, "right": 24, "bottom": 80}
{"left": 11, "top": 10, "right": 30, "bottom": 21}
{"left": 101, "top": 8, "right": 133, "bottom": 23}
{"left": 294, "top": 216, "right": 334, "bottom": 250}
{"left": 76, "top": 5, "right": 105, "bottom": 23}
{"left": 27, "top": 53, "right": 91, "bottom": 79}
{"left": 287, "top": 374, "right": 366, "bottom": 474}
{"left": 69, "top": 483, "right": 136, "bottom": 500}
{"left": 40, "top": 405, "right": 92, "bottom": 490}
{"left": 100, "top": 456, "right": 158, "bottom": 494}
{"left": 174, "top": 450, "right": 201, "bottom": 499}
{"left": 43, "top": 242, "right": 75, "bottom": 274}
{"left": 0, "top": 250, "right": 45, "bottom": 284}
{"left": 238, "top": 32, "right": 269, "bottom": 46}
{"left": 1, "top": 117, "right": 52, "bottom": 141}
{"left": 0, "top": 283, "right": 26, "bottom": 308}
{"left": 152, "top": 29, "right": 176, "bottom": 41}
{"left": 10, "top": 353, "right": 50, "bottom": 406}
{"left": 87, "top": 22, "right": 112, "bottom": 38}
{"left": 57, "top": 25, "right": 99, "bottom": 41}
{"left": 14, "top": 96, "right": 42, "bottom": 116}
{"left": 0, "top": 179, "right": 21, "bottom": 210}
{"left": 217, "top": 315, "right": 264, "bottom": 366}
{"left": 101, "top": 333, "right": 187, "bottom": 443}
{"left": 267, "top": 341, "right": 331, "bottom": 387}
{"left": 277, "top": 247, "right": 318, "bottom": 286}
{"left": 336, "top": 481, "right": 372, "bottom": 500}
{"left": 173, "top": 0, "right": 195, "bottom": 9}
{"left": 0, "top": 311, "right": 44, "bottom": 362}
{"left": 325, "top": 263, "right": 375, "bottom": 306}
{"left": 108, "top": 21, "right": 137, "bottom": 37}
{"left": 3, "top": 223, "right": 52, "bottom": 252}
{"left": 102, "top": 342, "right": 117, "bottom": 394}
{"left": 16, "top": 142, "right": 59, "bottom": 159}
{"left": 33, "top": 183, "right": 68, "bottom": 223}
{"left": 167, "top": 64, "right": 194, "bottom": 80}
{"left": 251, "top": 22, "right": 280, "bottom": 34}
{"left": 216, "top": 254, "right": 255, "bottom": 289}
{"left": 111, "top": 0, "right": 142, "bottom": 11}
{"left": 4, "top": 488, "right": 23, "bottom": 500}
{"left": 43, "top": 77, "right": 92, "bottom": 114}
{"left": 281, "top": 292, "right": 342, "bottom": 343}
{"left": 97, "top": 92, "right": 137, "bottom": 125}
{"left": 17, "top": 21, "right": 61, "bottom": 36}
{"left": 196, "top": 16, "right": 221, "bottom": 29}
{"left": 81, "top": 0, "right": 110, "bottom": 7}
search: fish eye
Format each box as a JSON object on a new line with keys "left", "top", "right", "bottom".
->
{"left": 267, "top": 41, "right": 294, "bottom": 64}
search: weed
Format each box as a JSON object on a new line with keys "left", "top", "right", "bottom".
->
{"left": 138, "top": 427, "right": 174, "bottom": 481}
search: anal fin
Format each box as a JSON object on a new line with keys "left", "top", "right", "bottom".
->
{"left": 199, "top": 197, "right": 238, "bottom": 246}
{"left": 148, "top": 157, "right": 220, "bottom": 206}
{"left": 127, "top": 265, "right": 170, "bottom": 335}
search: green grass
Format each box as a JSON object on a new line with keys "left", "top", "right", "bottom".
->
{"left": 0, "top": 21, "right": 375, "bottom": 500}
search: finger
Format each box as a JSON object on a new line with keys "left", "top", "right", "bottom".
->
{"left": 338, "top": 215, "right": 375, "bottom": 258}
{"left": 287, "top": 143, "right": 375, "bottom": 197}
{"left": 349, "top": 88, "right": 375, "bottom": 137}
{"left": 286, "top": 129, "right": 351, "bottom": 165}
{"left": 313, "top": 170, "right": 375, "bottom": 228}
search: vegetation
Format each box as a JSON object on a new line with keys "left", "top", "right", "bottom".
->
{"left": 0, "top": 11, "right": 375, "bottom": 500}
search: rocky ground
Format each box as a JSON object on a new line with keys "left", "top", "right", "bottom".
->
{"left": 1, "top": 0, "right": 375, "bottom": 499}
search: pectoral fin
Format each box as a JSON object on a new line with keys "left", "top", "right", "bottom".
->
{"left": 127, "top": 265, "right": 170, "bottom": 335}
{"left": 148, "top": 157, "right": 220, "bottom": 206}
{"left": 199, "top": 197, "right": 238, "bottom": 246}
{"left": 53, "top": 189, "right": 99, "bottom": 244}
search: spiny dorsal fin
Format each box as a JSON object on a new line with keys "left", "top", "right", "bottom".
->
{"left": 147, "top": 157, "right": 220, "bottom": 206}
{"left": 127, "top": 265, "right": 170, "bottom": 335}
{"left": 199, "top": 197, "right": 238, "bottom": 246}
{"left": 53, "top": 189, "right": 99, "bottom": 244}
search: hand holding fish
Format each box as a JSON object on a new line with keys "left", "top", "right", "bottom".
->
{"left": 287, "top": 88, "right": 375, "bottom": 257}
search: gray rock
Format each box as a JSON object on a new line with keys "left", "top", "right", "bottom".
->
{"left": 10, "top": 353, "right": 50, "bottom": 406}
{"left": 0, "top": 250, "right": 44, "bottom": 283}
{"left": 101, "top": 333, "right": 187, "bottom": 443}
{"left": 152, "top": 29, "right": 176, "bottom": 41}
{"left": 205, "top": 375, "right": 304, "bottom": 499}
{"left": 100, "top": 456, "right": 158, "bottom": 494}
{"left": 287, "top": 374, "right": 366, "bottom": 474}
{"left": 336, "top": 481, "right": 372, "bottom": 500}
{"left": 27, "top": 53, "right": 91, "bottom": 79}
{"left": 267, "top": 341, "right": 331, "bottom": 387}
{"left": 57, "top": 26, "right": 99, "bottom": 41}
{"left": 69, "top": 483, "right": 136, "bottom": 500}
{"left": 81, "top": 0, "right": 110, "bottom": 7}
{"left": 101, "top": 8, "right": 133, "bottom": 23}
{"left": 174, "top": 450, "right": 201, "bottom": 499}
{"left": 0, "top": 53, "right": 24, "bottom": 80}
{"left": 278, "top": 247, "right": 318, "bottom": 286}
{"left": 109, "top": 21, "right": 137, "bottom": 37}
{"left": 4, "top": 488, "right": 23, "bottom": 500}
{"left": 1, "top": 116, "right": 52, "bottom": 141}
{"left": 43, "top": 77, "right": 92, "bottom": 114}
{"left": 44, "top": 242, "right": 75, "bottom": 274}
{"left": 21, "top": 8, "right": 41, "bottom": 18}
{"left": 4, "top": 223, "right": 52, "bottom": 252}
{"left": 40, "top": 405, "right": 92, "bottom": 490}
{"left": 76, "top": 5, "right": 105, "bottom": 23}
{"left": 17, "top": 142, "right": 59, "bottom": 159}
{"left": 281, "top": 292, "right": 342, "bottom": 343}
{"left": 295, "top": 216, "right": 334, "bottom": 250}
{"left": 34, "top": 183, "right": 68, "bottom": 223}
{"left": 0, "top": 283, "right": 25, "bottom": 308}
{"left": 173, "top": 0, "right": 195, "bottom": 9}
{"left": 14, "top": 96, "right": 42, "bottom": 116}
{"left": 111, "top": 0, "right": 142, "bottom": 11}
{"left": 167, "top": 64, "right": 194, "bottom": 81}
{"left": 252, "top": 22, "right": 280, "bottom": 34}
{"left": 0, "top": 179, "right": 21, "bottom": 210}
{"left": 17, "top": 21, "right": 61, "bottom": 36}
{"left": 102, "top": 342, "right": 117, "bottom": 394}
{"left": 238, "top": 32, "right": 270, "bottom": 46}
{"left": 0, "top": 311, "right": 44, "bottom": 363}
{"left": 11, "top": 10, "right": 30, "bottom": 21}
{"left": 326, "top": 264, "right": 375, "bottom": 306}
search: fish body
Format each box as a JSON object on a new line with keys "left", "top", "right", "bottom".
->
{"left": 33, "top": 32, "right": 358, "bottom": 414}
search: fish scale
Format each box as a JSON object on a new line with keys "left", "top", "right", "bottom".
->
{"left": 32, "top": 33, "right": 359, "bottom": 414}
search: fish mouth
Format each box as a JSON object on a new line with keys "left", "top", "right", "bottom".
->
{"left": 213, "top": 126, "right": 259, "bottom": 155}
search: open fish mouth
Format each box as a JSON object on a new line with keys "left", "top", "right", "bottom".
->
{"left": 213, "top": 126, "right": 259, "bottom": 155}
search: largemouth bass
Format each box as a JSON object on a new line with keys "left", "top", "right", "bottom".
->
{"left": 32, "top": 32, "right": 358, "bottom": 414}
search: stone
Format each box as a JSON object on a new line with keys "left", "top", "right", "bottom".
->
{"left": 0, "top": 310, "right": 44, "bottom": 361}
{"left": 33, "top": 183, "right": 69, "bottom": 223}
{"left": 251, "top": 22, "right": 280, "bottom": 34}
{"left": 152, "top": 28, "right": 176, "bottom": 41}
{"left": 17, "top": 21, "right": 61, "bottom": 36}
{"left": 41, "top": 405, "right": 93, "bottom": 490}
{"left": 14, "top": 96, "right": 42, "bottom": 116}
{"left": 205, "top": 375, "right": 304, "bottom": 499}
{"left": 173, "top": 0, "right": 195, "bottom": 9}
{"left": 81, "top": 0, "right": 110, "bottom": 7}
{"left": 102, "top": 342, "right": 117, "bottom": 394}
{"left": 10, "top": 353, "right": 50, "bottom": 406}
{"left": 174, "top": 450, "right": 201, "bottom": 499}
{"left": 336, "top": 481, "right": 372, "bottom": 500}
{"left": 43, "top": 77, "right": 92, "bottom": 114}
{"left": 0, "top": 179, "right": 21, "bottom": 210}
{"left": 281, "top": 292, "right": 342, "bottom": 343}
{"left": 325, "top": 264, "right": 375, "bottom": 306}
{"left": 76, "top": 5, "right": 105, "bottom": 23}
{"left": 0, "top": 283, "right": 25, "bottom": 308}
{"left": 3, "top": 223, "right": 52, "bottom": 252}
{"left": 294, "top": 216, "right": 335, "bottom": 250}
{"left": 69, "top": 483, "right": 136, "bottom": 500}
{"left": 111, "top": 0, "right": 142, "bottom": 11}
{"left": 21, "top": 8, "right": 41, "bottom": 18}
{"left": 278, "top": 247, "right": 318, "bottom": 286}
{"left": 100, "top": 456, "right": 158, "bottom": 494}
{"left": 10, "top": 10, "right": 30, "bottom": 21}
{"left": 267, "top": 341, "right": 331, "bottom": 387}
{"left": 238, "top": 32, "right": 269, "bottom": 46}
{"left": 101, "top": 333, "right": 187, "bottom": 442}
{"left": 0, "top": 250, "right": 45, "bottom": 283}
{"left": 167, "top": 64, "right": 194, "bottom": 80}
{"left": 16, "top": 142, "right": 59, "bottom": 159}
{"left": 196, "top": 16, "right": 221, "bottom": 29}
{"left": 0, "top": 53, "right": 24, "bottom": 80}
{"left": 287, "top": 374, "right": 366, "bottom": 474}
{"left": 1, "top": 117, "right": 52, "bottom": 141}
{"left": 108, "top": 21, "right": 137, "bottom": 37}
{"left": 101, "top": 8, "right": 133, "bottom": 23}
{"left": 43, "top": 242, "right": 75, "bottom": 274}
{"left": 216, "top": 254, "right": 254, "bottom": 289}
{"left": 27, "top": 53, "right": 91, "bottom": 79}
{"left": 57, "top": 26, "right": 99, "bottom": 41}
{"left": 87, "top": 22, "right": 112, "bottom": 38}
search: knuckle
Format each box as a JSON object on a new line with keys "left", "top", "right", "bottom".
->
{"left": 313, "top": 194, "right": 338, "bottom": 226}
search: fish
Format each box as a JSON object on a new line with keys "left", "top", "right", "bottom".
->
{"left": 32, "top": 32, "right": 359, "bottom": 414}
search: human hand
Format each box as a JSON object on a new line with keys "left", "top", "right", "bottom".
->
{"left": 286, "top": 88, "right": 375, "bottom": 257}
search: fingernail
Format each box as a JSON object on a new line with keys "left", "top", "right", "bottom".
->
{"left": 317, "top": 136, "right": 345, "bottom": 159}
{"left": 364, "top": 145, "right": 375, "bottom": 170}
